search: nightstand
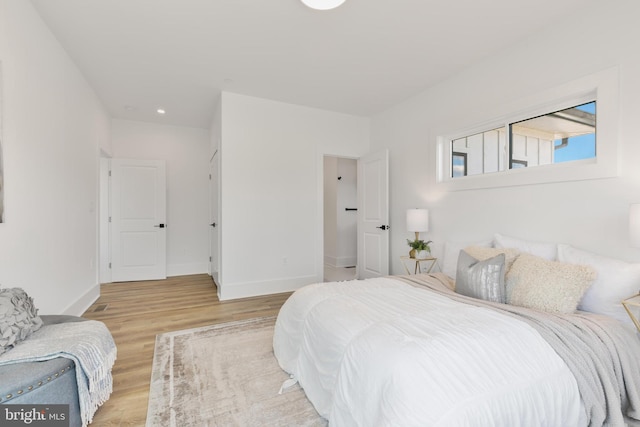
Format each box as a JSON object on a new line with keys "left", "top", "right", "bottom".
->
{"left": 622, "top": 293, "right": 640, "bottom": 333}
{"left": 400, "top": 256, "right": 438, "bottom": 275}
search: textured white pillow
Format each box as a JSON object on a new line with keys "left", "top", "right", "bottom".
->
{"left": 558, "top": 244, "right": 640, "bottom": 323}
{"left": 442, "top": 239, "right": 493, "bottom": 280}
{"left": 0, "top": 287, "right": 43, "bottom": 355}
{"left": 494, "top": 233, "right": 557, "bottom": 261}
{"left": 507, "top": 253, "right": 596, "bottom": 314}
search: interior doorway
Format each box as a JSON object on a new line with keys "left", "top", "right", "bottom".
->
{"left": 323, "top": 156, "right": 357, "bottom": 282}
{"left": 98, "top": 157, "right": 167, "bottom": 284}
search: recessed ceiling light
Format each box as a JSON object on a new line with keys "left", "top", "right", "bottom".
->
{"left": 157, "top": 108, "right": 166, "bottom": 115}
{"left": 300, "top": 0, "right": 346, "bottom": 11}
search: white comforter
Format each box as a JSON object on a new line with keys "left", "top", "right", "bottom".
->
{"left": 273, "top": 276, "right": 582, "bottom": 427}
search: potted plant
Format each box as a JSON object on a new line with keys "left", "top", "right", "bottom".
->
{"left": 407, "top": 239, "right": 432, "bottom": 259}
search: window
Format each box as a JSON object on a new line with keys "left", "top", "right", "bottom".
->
{"left": 436, "top": 67, "right": 619, "bottom": 191}
{"left": 451, "top": 152, "right": 467, "bottom": 177}
{"left": 451, "top": 127, "right": 506, "bottom": 177}
{"left": 450, "top": 101, "right": 596, "bottom": 179}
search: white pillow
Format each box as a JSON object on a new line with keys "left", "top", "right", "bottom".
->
{"left": 464, "top": 246, "right": 520, "bottom": 274}
{"left": 557, "top": 244, "right": 640, "bottom": 323}
{"left": 494, "top": 233, "right": 557, "bottom": 261}
{"left": 441, "top": 239, "right": 493, "bottom": 280}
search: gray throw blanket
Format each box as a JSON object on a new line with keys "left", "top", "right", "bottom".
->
{"left": 399, "top": 273, "right": 640, "bottom": 427}
{"left": 0, "top": 320, "right": 117, "bottom": 427}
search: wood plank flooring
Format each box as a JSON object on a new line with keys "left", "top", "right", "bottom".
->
{"left": 82, "top": 274, "right": 291, "bottom": 426}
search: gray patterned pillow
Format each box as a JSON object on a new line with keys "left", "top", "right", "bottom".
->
{"left": 0, "top": 287, "right": 43, "bottom": 355}
{"left": 455, "top": 250, "right": 507, "bottom": 303}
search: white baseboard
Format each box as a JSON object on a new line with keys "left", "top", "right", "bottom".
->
{"left": 335, "top": 256, "right": 356, "bottom": 268}
{"left": 324, "top": 255, "right": 338, "bottom": 266}
{"left": 218, "top": 274, "right": 321, "bottom": 301}
{"left": 167, "top": 262, "right": 209, "bottom": 277}
{"left": 63, "top": 283, "right": 100, "bottom": 316}
{"left": 324, "top": 255, "right": 357, "bottom": 268}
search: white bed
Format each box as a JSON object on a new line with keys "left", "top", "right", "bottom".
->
{"left": 273, "top": 272, "right": 640, "bottom": 426}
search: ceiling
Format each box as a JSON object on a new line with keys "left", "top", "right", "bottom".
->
{"left": 30, "top": 0, "right": 596, "bottom": 129}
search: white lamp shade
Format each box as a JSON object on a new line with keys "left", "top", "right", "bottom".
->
{"left": 630, "top": 204, "right": 640, "bottom": 248}
{"left": 300, "top": 0, "right": 346, "bottom": 10}
{"left": 407, "top": 209, "right": 429, "bottom": 233}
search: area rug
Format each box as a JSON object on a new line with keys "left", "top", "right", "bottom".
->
{"left": 145, "top": 316, "right": 326, "bottom": 426}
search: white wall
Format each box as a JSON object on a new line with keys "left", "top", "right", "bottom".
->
{"left": 111, "top": 119, "right": 210, "bottom": 277}
{"left": 0, "top": 0, "right": 110, "bottom": 314}
{"left": 371, "top": 0, "right": 640, "bottom": 274}
{"left": 218, "top": 92, "right": 369, "bottom": 299}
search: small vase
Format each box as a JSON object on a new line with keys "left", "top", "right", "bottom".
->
{"left": 415, "top": 250, "right": 430, "bottom": 260}
{"left": 409, "top": 249, "right": 416, "bottom": 259}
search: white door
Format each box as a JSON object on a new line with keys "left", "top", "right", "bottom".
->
{"left": 357, "top": 149, "right": 389, "bottom": 279}
{"left": 111, "top": 158, "right": 167, "bottom": 281}
{"left": 209, "top": 152, "right": 220, "bottom": 283}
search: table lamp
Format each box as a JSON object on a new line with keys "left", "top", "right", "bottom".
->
{"left": 406, "top": 209, "right": 429, "bottom": 241}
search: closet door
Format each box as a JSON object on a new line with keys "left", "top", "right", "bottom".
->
{"left": 209, "top": 151, "right": 220, "bottom": 284}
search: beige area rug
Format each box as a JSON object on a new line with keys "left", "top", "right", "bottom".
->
{"left": 146, "top": 316, "right": 326, "bottom": 427}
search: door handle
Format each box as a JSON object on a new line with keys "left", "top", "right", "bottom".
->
{"left": 210, "top": 222, "right": 216, "bottom": 227}
{"left": 154, "top": 224, "right": 166, "bottom": 228}
{"left": 376, "top": 225, "right": 389, "bottom": 230}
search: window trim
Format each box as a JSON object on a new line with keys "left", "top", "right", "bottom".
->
{"left": 435, "top": 67, "right": 619, "bottom": 191}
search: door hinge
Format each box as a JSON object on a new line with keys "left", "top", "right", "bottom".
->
{"left": 109, "top": 216, "right": 112, "bottom": 223}
{"left": 209, "top": 174, "right": 212, "bottom": 180}
{"left": 108, "top": 170, "right": 112, "bottom": 177}
{"left": 108, "top": 262, "right": 112, "bottom": 269}
{"left": 209, "top": 256, "right": 212, "bottom": 262}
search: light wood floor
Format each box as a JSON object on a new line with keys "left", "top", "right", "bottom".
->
{"left": 82, "top": 274, "right": 291, "bottom": 426}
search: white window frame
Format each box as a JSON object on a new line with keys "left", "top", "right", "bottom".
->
{"left": 436, "top": 67, "right": 619, "bottom": 191}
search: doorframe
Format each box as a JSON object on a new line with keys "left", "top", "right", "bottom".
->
{"left": 209, "top": 150, "right": 221, "bottom": 286}
{"left": 316, "top": 149, "right": 361, "bottom": 282}
{"left": 98, "top": 155, "right": 111, "bottom": 284}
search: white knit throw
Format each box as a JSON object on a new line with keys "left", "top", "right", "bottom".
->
{"left": 0, "top": 320, "right": 117, "bottom": 427}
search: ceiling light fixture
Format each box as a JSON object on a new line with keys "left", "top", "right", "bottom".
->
{"left": 300, "top": 0, "right": 346, "bottom": 11}
{"left": 156, "top": 108, "right": 166, "bottom": 115}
